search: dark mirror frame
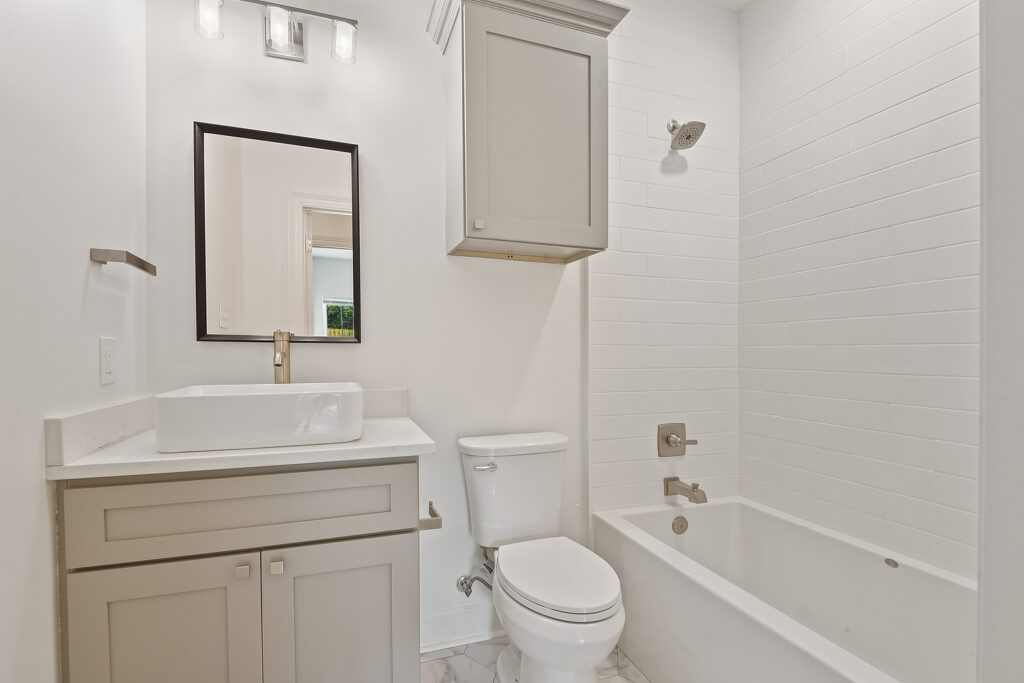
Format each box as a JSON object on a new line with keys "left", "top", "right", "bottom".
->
{"left": 193, "top": 122, "right": 361, "bottom": 343}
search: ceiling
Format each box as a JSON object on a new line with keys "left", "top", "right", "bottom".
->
{"left": 701, "top": 0, "right": 755, "bottom": 10}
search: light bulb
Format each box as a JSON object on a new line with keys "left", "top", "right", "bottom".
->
{"left": 332, "top": 20, "right": 357, "bottom": 64}
{"left": 195, "top": 0, "right": 223, "bottom": 40}
{"left": 267, "top": 7, "right": 292, "bottom": 51}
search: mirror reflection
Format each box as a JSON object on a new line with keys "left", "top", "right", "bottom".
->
{"left": 195, "top": 123, "right": 360, "bottom": 342}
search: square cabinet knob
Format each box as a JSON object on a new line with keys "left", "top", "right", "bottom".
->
{"left": 269, "top": 560, "right": 285, "bottom": 575}
{"left": 234, "top": 564, "right": 250, "bottom": 580}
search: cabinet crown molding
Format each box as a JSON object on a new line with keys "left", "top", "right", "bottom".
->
{"left": 427, "top": 0, "right": 629, "bottom": 52}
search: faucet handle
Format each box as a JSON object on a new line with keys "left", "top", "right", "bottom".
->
{"left": 658, "top": 423, "right": 698, "bottom": 457}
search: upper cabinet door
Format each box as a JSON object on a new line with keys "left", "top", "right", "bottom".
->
{"left": 261, "top": 532, "right": 419, "bottom": 683}
{"left": 463, "top": 2, "right": 609, "bottom": 251}
{"left": 65, "top": 552, "right": 263, "bottom": 683}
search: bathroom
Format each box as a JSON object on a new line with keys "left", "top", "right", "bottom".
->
{"left": 0, "top": 0, "right": 1020, "bottom": 681}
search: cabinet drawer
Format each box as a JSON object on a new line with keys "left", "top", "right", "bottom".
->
{"left": 63, "top": 463, "right": 417, "bottom": 569}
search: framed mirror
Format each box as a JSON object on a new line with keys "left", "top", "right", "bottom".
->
{"left": 194, "top": 122, "right": 360, "bottom": 342}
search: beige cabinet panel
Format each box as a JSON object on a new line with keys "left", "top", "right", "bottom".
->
{"left": 463, "top": 2, "right": 608, "bottom": 251}
{"left": 63, "top": 463, "right": 418, "bottom": 569}
{"left": 261, "top": 533, "right": 419, "bottom": 683}
{"left": 66, "top": 553, "right": 263, "bottom": 683}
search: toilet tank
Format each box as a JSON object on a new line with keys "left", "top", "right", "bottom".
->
{"left": 459, "top": 432, "right": 569, "bottom": 548}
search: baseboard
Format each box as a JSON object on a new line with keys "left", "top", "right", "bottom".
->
{"left": 420, "top": 601, "right": 503, "bottom": 653}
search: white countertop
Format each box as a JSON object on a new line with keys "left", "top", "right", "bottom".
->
{"left": 46, "top": 417, "right": 435, "bottom": 481}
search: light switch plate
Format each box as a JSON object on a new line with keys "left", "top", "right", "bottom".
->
{"left": 218, "top": 302, "right": 231, "bottom": 330}
{"left": 99, "top": 337, "right": 115, "bottom": 385}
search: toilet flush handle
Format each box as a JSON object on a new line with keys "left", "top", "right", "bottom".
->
{"left": 473, "top": 462, "right": 497, "bottom": 472}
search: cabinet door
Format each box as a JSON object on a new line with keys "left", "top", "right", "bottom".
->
{"left": 65, "top": 552, "right": 262, "bottom": 683}
{"left": 463, "top": 2, "right": 609, "bottom": 250}
{"left": 261, "top": 532, "right": 419, "bottom": 683}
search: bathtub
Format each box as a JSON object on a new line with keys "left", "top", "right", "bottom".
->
{"left": 593, "top": 498, "right": 977, "bottom": 683}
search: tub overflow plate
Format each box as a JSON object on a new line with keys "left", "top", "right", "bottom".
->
{"left": 672, "top": 515, "right": 689, "bottom": 534}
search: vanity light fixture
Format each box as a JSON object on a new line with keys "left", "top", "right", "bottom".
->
{"left": 195, "top": 0, "right": 358, "bottom": 64}
{"left": 195, "top": 0, "right": 224, "bottom": 40}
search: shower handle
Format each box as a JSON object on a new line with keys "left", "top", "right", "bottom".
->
{"left": 666, "top": 433, "right": 698, "bottom": 449}
{"left": 658, "top": 422, "right": 698, "bottom": 457}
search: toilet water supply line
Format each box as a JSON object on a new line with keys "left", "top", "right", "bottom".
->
{"left": 457, "top": 549, "right": 495, "bottom": 597}
{"left": 456, "top": 574, "right": 492, "bottom": 597}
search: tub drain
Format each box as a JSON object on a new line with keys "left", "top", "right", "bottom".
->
{"left": 672, "top": 515, "right": 689, "bottom": 534}
{"left": 884, "top": 558, "right": 899, "bottom": 568}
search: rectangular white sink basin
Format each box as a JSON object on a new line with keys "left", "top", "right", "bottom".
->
{"left": 155, "top": 383, "right": 363, "bottom": 453}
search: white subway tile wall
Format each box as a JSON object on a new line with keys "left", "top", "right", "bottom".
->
{"left": 591, "top": 0, "right": 742, "bottom": 513}
{"left": 591, "top": 0, "right": 979, "bottom": 578}
{"left": 737, "top": 0, "right": 979, "bottom": 576}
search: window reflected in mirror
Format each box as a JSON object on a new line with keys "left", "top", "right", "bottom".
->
{"left": 308, "top": 210, "right": 355, "bottom": 337}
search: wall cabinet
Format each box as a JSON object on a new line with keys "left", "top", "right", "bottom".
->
{"left": 428, "top": 0, "right": 628, "bottom": 264}
{"left": 59, "top": 464, "right": 420, "bottom": 683}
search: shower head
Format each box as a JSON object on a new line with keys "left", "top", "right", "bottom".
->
{"left": 667, "top": 120, "right": 706, "bottom": 150}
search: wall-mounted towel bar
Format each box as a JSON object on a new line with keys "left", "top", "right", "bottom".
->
{"left": 90, "top": 249, "right": 157, "bottom": 276}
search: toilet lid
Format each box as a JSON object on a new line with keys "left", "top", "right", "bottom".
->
{"left": 496, "top": 537, "right": 621, "bottom": 623}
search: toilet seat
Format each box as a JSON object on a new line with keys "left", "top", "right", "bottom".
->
{"left": 495, "top": 537, "right": 621, "bottom": 623}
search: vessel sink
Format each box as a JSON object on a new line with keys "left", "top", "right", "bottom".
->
{"left": 154, "top": 383, "right": 363, "bottom": 453}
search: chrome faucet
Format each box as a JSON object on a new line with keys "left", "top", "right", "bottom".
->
{"left": 664, "top": 477, "right": 708, "bottom": 504}
{"left": 272, "top": 330, "right": 292, "bottom": 384}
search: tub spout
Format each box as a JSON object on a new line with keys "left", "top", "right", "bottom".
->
{"left": 664, "top": 477, "right": 708, "bottom": 503}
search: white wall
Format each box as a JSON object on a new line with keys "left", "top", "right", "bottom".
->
{"left": 737, "top": 0, "right": 980, "bottom": 577}
{"left": 238, "top": 140, "right": 351, "bottom": 333}
{"left": 0, "top": 1, "right": 149, "bottom": 680}
{"left": 589, "top": 0, "right": 742, "bottom": 513}
{"left": 144, "top": 0, "right": 585, "bottom": 648}
{"left": 978, "top": 0, "right": 1024, "bottom": 677}
{"left": 203, "top": 135, "right": 245, "bottom": 333}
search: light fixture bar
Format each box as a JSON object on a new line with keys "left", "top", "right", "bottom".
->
{"left": 237, "top": 0, "right": 357, "bottom": 27}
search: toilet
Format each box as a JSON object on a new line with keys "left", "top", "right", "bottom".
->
{"left": 459, "top": 433, "right": 625, "bottom": 683}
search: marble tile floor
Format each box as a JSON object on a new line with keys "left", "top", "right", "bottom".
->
{"left": 420, "top": 635, "right": 651, "bottom": 683}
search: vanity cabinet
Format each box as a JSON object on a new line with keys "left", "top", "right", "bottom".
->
{"left": 428, "top": 0, "right": 628, "bottom": 264}
{"left": 59, "top": 463, "right": 420, "bottom": 683}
